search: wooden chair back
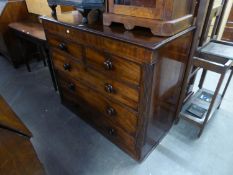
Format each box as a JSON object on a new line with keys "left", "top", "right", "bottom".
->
{"left": 222, "top": 4, "right": 233, "bottom": 41}
{"left": 199, "top": 0, "right": 227, "bottom": 46}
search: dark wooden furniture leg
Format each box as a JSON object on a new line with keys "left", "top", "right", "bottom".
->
{"left": 20, "top": 39, "right": 31, "bottom": 72}
{"left": 38, "top": 45, "right": 47, "bottom": 67}
{"left": 43, "top": 47, "right": 58, "bottom": 91}
{"left": 221, "top": 67, "right": 233, "bottom": 98}
{"left": 49, "top": 5, "right": 57, "bottom": 19}
{"left": 198, "top": 69, "right": 207, "bottom": 89}
{"left": 79, "top": 9, "right": 91, "bottom": 24}
{"left": 218, "top": 67, "right": 233, "bottom": 108}
{"left": 198, "top": 72, "right": 226, "bottom": 137}
{"left": 25, "top": 54, "right": 31, "bottom": 72}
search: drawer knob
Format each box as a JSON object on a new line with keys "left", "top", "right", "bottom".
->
{"left": 104, "top": 60, "right": 113, "bottom": 70}
{"left": 59, "top": 43, "right": 67, "bottom": 51}
{"left": 105, "top": 84, "right": 113, "bottom": 93}
{"left": 108, "top": 128, "right": 115, "bottom": 136}
{"left": 106, "top": 107, "right": 116, "bottom": 116}
{"left": 63, "top": 63, "right": 71, "bottom": 71}
{"left": 68, "top": 83, "right": 75, "bottom": 91}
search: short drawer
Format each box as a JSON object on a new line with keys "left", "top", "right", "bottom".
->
{"left": 47, "top": 34, "right": 83, "bottom": 61}
{"left": 52, "top": 51, "right": 139, "bottom": 110}
{"left": 57, "top": 71, "right": 138, "bottom": 137}
{"left": 44, "top": 21, "right": 78, "bottom": 40}
{"left": 85, "top": 48, "right": 141, "bottom": 86}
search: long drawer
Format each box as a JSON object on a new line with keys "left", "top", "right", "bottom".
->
{"left": 52, "top": 50, "right": 139, "bottom": 110}
{"left": 56, "top": 72, "right": 138, "bottom": 155}
{"left": 57, "top": 71, "right": 138, "bottom": 136}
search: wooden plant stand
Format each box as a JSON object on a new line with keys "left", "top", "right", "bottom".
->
{"left": 180, "top": 40, "right": 233, "bottom": 138}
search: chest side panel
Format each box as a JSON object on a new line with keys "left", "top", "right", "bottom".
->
{"left": 139, "top": 31, "right": 193, "bottom": 160}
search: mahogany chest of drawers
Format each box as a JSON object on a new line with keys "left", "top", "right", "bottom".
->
{"left": 42, "top": 17, "right": 195, "bottom": 161}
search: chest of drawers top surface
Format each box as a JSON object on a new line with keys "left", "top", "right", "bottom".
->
{"left": 41, "top": 16, "right": 195, "bottom": 51}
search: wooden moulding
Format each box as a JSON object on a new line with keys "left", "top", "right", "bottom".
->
{"left": 104, "top": 0, "right": 196, "bottom": 36}
{"left": 103, "top": 13, "right": 193, "bottom": 36}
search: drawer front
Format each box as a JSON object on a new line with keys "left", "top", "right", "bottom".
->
{"left": 60, "top": 86, "right": 137, "bottom": 157}
{"left": 63, "top": 87, "right": 138, "bottom": 157}
{"left": 85, "top": 48, "right": 141, "bottom": 86}
{"left": 47, "top": 34, "right": 83, "bottom": 62}
{"left": 52, "top": 51, "right": 139, "bottom": 110}
{"left": 57, "top": 71, "right": 138, "bottom": 137}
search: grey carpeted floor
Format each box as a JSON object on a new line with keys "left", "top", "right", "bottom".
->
{"left": 0, "top": 56, "right": 232, "bottom": 175}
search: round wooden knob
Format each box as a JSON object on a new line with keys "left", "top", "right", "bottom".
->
{"left": 106, "top": 107, "right": 116, "bottom": 116}
{"left": 104, "top": 60, "right": 113, "bottom": 70}
{"left": 59, "top": 43, "right": 67, "bottom": 51}
{"left": 108, "top": 128, "right": 115, "bottom": 136}
{"left": 105, "top": 84, "right": 113, "bottom": 93}
{"left": 67, "top": 83, "right": 75, "bottom": 91}
{"left": 63, "top": 63, "right": 71, "bottom": 71}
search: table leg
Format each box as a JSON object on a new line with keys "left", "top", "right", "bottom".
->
{"left": 42, "top": 46, "right": 57, "bottom": 91}
{"left": 198, "top": 69, "right": 207, "bottom": 89}
{"left": 19, "top": 39, "right": 31, "bottom": 72}
{"left": 198, "top": 72, "right": 226, "bottom": 137}
{"left": 218, "top": 67, "right": 233, "bottom": 109}
{"left": 49, "top": 5, "right": 57, "bottom": 20}
{"left": 38, "top": 45, "right": 47, "bottom": 67}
